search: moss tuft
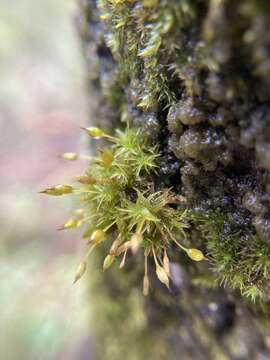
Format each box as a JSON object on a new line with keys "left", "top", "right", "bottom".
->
{"left": 41, "top": 127, "right": 206, "bottom": 294}
{"left": 193, "top": 213, "right": 270, "bottom": 302}
{"left": 97, "top": 0, "right": 203, "bottom": 110}
{"left": 41, "top": 127, "right": 270, "bottom": 300}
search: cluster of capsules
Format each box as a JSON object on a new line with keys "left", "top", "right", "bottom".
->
{"left": 40, "top": 126, "right": 206, "bottom": 295}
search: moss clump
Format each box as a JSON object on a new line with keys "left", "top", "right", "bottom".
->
{"left": 41, "top": 0, "right": 270, "bottom": 304}
{"left": 193, "top": 213, "right": 270, "bottom": 302}
{"left": 41, "top": 127, "right": 206, "bottom": 294}
{"left": 41, "top": 129, "right": 270, "bottom": 302}
{"left": 41, "top": 126, "right": 270, "bottom": 301}
{"left": 73, "top": 0, "right": 270, "bottom": 358}
{"left": 97, "top": 0, "right": 204, "bottom": 110}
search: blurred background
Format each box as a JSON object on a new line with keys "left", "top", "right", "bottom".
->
{"left": 0, "top": 0, "right": 94, "bottom": 359}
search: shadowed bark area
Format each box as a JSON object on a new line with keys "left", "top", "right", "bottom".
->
{"left": 76, "top": 1, "right": 270, "bottom": 358}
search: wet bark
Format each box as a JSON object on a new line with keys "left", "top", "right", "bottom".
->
{"left": 76, "top": 1, "right": 270, "bottom": 359}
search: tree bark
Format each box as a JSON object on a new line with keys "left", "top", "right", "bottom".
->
{"left": 76, "top": 1, "right": 270, "bottom": 359}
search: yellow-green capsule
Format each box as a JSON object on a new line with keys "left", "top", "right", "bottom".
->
{"left": 74, "top": 208, "right": 85, "bottom": 217}
{"left": 100, "top": 13, "right": 110, "bottom": 21}
{"left": 103, "top": 254, "right": 115, "bottom": 271}
{"left": 100, "top": 150, "right": 114, "bottom": 167}
{"left": 81, "top": 126, "right": 106, "bottom": 139}
{"left": 156, "top": 265, "right": 170, "bottom": 289}
{"left": 58, "top": 218, "right": 83, "bottom": 231}
{"left": 130, "top": 232, "right": 143, "bottom": 254}
{"left": 163, "top": 251, "right": 170, "bottom": 277}
{"left": 60, "top": 152, "right": 79, "bottom": 161}
{"left": 90, "top": 229, "right": 106, "bottom": 243}
{"left": 40, "top": 184, "right": 73, "bottom": 196}
{"left": 143, "top": 274, "right": 150, "bottom": 296}
{"left": 58, "top": 218, "right": 78, "bottom": 230}
{"left": 73, "top": 261, "right": 87, "bottom": 284}
{"left": 186, "top": 248, "right": 206, "bottom": 262}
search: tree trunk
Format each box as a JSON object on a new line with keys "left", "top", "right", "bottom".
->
{"left": 76, "top": 1, "right": 270, "bottom": 359}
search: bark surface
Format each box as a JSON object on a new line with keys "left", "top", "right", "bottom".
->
{"left": 76, "top": 1, "right": 270, "bottom": 359}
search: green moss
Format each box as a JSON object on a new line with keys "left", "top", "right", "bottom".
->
{"left": 97, "top": 0, "right": 202, "bottom": 110}
{"left": 73, "top": 0, "right": 270, "bottom": 357}
{"left": 42, "top": 0, "right": 270, "bottom": 305}
{"left": 42, "top": 127, "right": 207, "bottom": 293}
{"left": 42, "top": 126, "right": 270, "bottom": 300}
{"left": 193, "top": 212, "right": 270, "bottom": 302}
{"left": 42, "top": 127, "right": 270, "bottom": 300}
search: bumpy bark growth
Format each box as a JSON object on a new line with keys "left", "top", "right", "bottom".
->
{"left": 76, "top": 0, "right": 270, "bottom": 358}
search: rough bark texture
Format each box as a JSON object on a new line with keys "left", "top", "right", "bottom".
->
{"left": 76, "top": 1, "right": 270, "bottom": 359}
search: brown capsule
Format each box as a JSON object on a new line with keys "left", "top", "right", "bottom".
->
{"left": 75, "top": 176, "right": 97, "bottom": 185}
{"left": 75, "top": 175, "right": 112, "bottom": 185}
{"left": 114, "top": 241, "right": 131, "bottom": 256}
{"left": 73, "top": 261, "right": 87, "bottom": 284}
{"left": 40, "top": 184, "right": 73, "bottom": 196}
{"left": 109, "top": 235, "right": 123, "bottom": 255}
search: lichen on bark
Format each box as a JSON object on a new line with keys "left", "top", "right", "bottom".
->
{"left": 75, "top": 0, "right": 270, "bottom": 358}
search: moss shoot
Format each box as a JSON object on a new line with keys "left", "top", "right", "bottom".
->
{"left": 41, "top": 127, "right": 206, "bottom": 294}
